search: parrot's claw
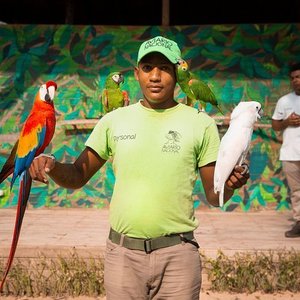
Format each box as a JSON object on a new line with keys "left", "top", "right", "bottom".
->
{"left": 241, "top": 163, "right": 249, "bottom": 175}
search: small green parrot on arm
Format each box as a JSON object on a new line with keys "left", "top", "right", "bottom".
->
{"left": 101, "top": 71, "right": 129, "bottom": 114}
{"left": 176, "top": 59, "right": 223, "bottom": 114}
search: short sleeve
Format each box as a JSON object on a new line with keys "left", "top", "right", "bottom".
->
{"left": 197, "top": 118, "right": 220, "bottom": 167}
{"left": 85, "top": 115, "right": 112, "bottom": 160}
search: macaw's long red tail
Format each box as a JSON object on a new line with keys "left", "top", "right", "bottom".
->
{"left": 0, "top": 170, "right": 32, "bottom": 291}
{"left": 0, "top": 141, "right": 18, "bottom": 184}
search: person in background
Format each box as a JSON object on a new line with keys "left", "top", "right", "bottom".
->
{"left": 29, "top": 36, "right": 249, "bottom": 299}
{"left": 272, "top": 62, "right": 300, "bottom": 238}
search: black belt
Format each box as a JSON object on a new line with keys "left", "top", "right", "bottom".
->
{"left": 109, "top": 228, "right": 198, "bottom": 254}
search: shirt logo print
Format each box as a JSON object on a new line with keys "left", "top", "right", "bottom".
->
{"left": 162, "top": 130, "right": 181, "bottom": 153}
{"left": 113, "top": 134, "right": 136, "bottom": 142}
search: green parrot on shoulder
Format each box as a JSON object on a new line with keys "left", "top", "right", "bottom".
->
{"left": 101, "top": 71, "right": 130, "bottom": 115}
{"left": 176, "top": 59, "right": 223, "bottom": 114}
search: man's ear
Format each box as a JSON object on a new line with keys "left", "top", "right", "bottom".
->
{"left": 134, "top": 66, "right": 139, "bottom": 80}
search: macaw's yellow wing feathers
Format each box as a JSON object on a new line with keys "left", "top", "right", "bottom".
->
{"left": 17, "top": 123, "right": 44, "bottom": 158}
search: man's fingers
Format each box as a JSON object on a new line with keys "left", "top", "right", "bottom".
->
{"left": 226, "top": 164, "right": 250, "bottom": 190}
{"left": 32, "top": 158, "right": 48, "bottom": 183}
{"left": 28, "top": 160, "right": 37, "bottom": 180}
{"left": 30, "top": 154, "right": 55, "bottom": 183}
{"left": 44, "top": 154, "right": 56, "bottom": 174}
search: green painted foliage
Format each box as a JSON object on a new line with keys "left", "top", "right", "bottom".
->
{"left": 1, "top": 23, "right": 300, "bottom": 211}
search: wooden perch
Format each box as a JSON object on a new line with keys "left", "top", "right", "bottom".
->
{"left": 58, "top": 119, "right": 99, "bottom": 130}
{"left": 0, "top": 117, "right": 272, "bottom": 143}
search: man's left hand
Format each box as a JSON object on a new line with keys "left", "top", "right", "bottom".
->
{"left": 225, "top": 163, "right": 250, "bottom": 190}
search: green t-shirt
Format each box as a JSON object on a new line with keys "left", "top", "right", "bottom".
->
{"left": 85, "top": 101, "right": 220, "bottom": 238}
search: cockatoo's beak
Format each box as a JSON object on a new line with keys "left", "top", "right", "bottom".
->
{"left": 257, "top": 107, "right": 263, "bottom": 119}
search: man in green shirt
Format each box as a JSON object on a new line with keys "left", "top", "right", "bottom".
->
{"left": 30, "top": 36, "right": 249, "bottom": 300}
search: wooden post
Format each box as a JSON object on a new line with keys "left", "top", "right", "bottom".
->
{"left": 162, "top": 0, "right": 170, "bottom": 26}
{"left": 65, "top": 0, "right": 75, "bottom": 24}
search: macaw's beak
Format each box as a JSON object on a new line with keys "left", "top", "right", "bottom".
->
{"left": 119, "top": 74, "right": 124, "bottom": 84}
{"left": 45, "top": 93, "right": 51, "bottom": 102}
{"left": 45, "top": 85, "right": 56, "bottom": 102}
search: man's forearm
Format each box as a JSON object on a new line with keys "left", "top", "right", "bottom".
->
{"left": 272, "top": 119, "right": 288, "bottom": 131}
{"left": 48, "top": 161, "right": 86, "bottom": 189}
{"left": 206, "top": 186, "right": 234, "bottom": 207}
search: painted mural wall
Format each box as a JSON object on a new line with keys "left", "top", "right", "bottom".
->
{"left": 0, "top": 24, "right": 299, "bottom": 211}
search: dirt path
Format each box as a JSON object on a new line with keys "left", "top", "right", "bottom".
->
{"left": 2, "top": 291, "right": 300, "bottom": 299}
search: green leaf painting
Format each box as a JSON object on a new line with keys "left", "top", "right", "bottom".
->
{"left": 1, "top": 23, "right": 299, "bottom": 211}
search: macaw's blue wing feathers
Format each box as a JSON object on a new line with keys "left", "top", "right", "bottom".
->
{"left": 0, "top": 170, "right": 32, "bottom": 291}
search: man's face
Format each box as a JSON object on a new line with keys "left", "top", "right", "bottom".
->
{"left": 290, "top": 69, "right": 300, "bottom": 95}
{"left": 134, "top": 52, "right": 177, "bottom": 107}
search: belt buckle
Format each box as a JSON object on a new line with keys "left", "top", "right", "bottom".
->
{"left": 144, "top": 239, "right": 152, "bottom": 254}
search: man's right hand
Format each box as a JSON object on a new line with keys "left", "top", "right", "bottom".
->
{"left": 29, "top": 154, "right": 56, "bottom": 184}
{"left": 289, "top": 112, "right": 300, "bottom": 127}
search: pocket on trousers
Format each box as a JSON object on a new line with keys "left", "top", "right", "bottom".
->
{"left": 106, "top": 238, "right": 119, "bottom": 252}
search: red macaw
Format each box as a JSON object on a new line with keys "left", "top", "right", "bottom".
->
{"left": 0, "top": 80, "right": 57, "bottom": 291}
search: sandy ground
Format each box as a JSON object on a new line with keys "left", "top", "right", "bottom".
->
{"left": 1, "top": 209, "right": 299, "bottom": 299}
{"left": 2, "top": 291, "right": 300, "bottom": 299}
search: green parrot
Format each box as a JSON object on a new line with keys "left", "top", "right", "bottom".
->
{"left": 176, "top": 59, "right": 223, "bottom": 114}
{"left": 101, "top": 72, "right": 130, "bottom": 115}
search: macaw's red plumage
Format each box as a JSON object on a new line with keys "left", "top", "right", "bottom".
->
{"left": 0, "top": 80, "right": 57, "bottom": 291}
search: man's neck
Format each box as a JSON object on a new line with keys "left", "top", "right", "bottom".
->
{"left": 141, "top": 99, "right": 178, "bottom": 109}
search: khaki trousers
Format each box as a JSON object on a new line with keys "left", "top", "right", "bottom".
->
{"left": 104, "top": 238, "right": 202, "bottom": 300}
{"left": 283, "top": 160, "right": 300, "bottom": 221}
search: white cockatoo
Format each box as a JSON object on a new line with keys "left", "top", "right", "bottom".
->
{"left": 214, "top": 101, "right": 263, "bottom": 207}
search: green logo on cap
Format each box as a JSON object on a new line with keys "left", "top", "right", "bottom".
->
{"left": 137, "top": 35, "right": 182, "bottom": 64}
{"left": 144, "top": 37, "right": 173, "bottom": 51}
